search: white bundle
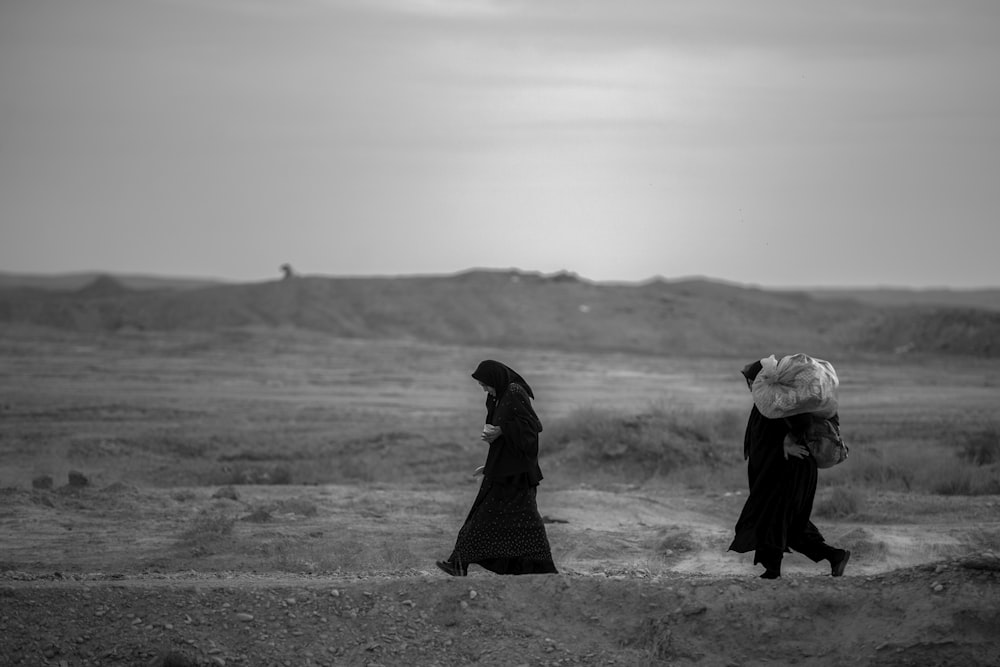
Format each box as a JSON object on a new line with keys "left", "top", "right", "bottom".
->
{"left": 751, "top": 353, "right": 839, "bottom": 419}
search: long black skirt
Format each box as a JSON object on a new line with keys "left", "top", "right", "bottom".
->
{"left": 448, "top": 477, "right": 557, "bottom": 575}
{"left": 729, "top": 407, "right": 837, "bottom": 566}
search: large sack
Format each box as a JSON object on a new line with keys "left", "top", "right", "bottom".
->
{"left": 751, "top": 353, "right": 839, "bottom": 419}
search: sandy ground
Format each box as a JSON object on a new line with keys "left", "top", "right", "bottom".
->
{"left": 2, "top": 480, "right": 999, "bottom": 666}
{"left": 2, "top": 329, "right": 999, "bottom": 665}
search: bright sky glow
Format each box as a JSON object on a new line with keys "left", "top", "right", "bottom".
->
{"left": 1, "top": 0, "right": 998, "bottom": 287}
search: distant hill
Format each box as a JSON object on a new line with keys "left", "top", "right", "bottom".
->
{"left": 0, "top": 271, "right": 224, "bottom": 291}
{"left": 1, "top": 270, "right": 997, "bottom": 358}
{"left": 801, "top": 287, "right": 1000, "bottom": 312}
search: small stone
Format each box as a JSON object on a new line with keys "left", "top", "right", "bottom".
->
{"left": 235, "top": 613, "right": 254, "bottom": 622}
{"left": 468, "top": 590, "right": 478, "bottom": 600}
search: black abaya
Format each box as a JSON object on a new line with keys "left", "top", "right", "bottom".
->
{"left": 444, "top": 360, "right": 557, "bottom": 575}
{"left": 729, "top": 361, "right": 842, "bottom": 574}
{"left": 728, "top": 406, "right": 838, "bottom": 565}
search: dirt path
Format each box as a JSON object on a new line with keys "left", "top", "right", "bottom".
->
{"left": 2, "top": 482, "right": 999, "bottom": 665}
{"left": 2, "top": 483, "right": 996, "bottom": 578}
{"left": 3, "top": 560, "right": 999, "bottom": 667}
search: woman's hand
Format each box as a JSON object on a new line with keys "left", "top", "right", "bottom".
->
{"left": 783, "top": 436, "right": 810, "bottom": 460}
{"left": 481, "top": 424, "right": 502, "bottom": 443}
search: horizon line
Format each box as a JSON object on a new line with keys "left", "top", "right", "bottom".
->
{"left": 1, "top": 267, "right": 998, "bottom": 292}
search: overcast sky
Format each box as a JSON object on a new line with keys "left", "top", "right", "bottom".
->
{"left": 1, "top": 0, "right": 998, "bottom": 288}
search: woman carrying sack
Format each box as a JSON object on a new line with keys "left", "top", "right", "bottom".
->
{"left": 729, "top": 358, "right": 850, "bottom": 579}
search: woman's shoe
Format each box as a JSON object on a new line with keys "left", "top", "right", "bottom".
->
{"left": 436, "top": 560, "right": 466, "bottom": 577}
{"left": 830, "top": 549, "right": 851, "bottom": 577}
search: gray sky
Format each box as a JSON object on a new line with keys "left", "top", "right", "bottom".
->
{"left": 1, "top": 0, "right": 998, "bottom": 287}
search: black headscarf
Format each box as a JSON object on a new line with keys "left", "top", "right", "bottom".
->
{"left": 472, "top": 360, "right": 534, "bottom": 399}
{"left": 471, "top": 360, "right": 543, "bottom": 481}
{"left": 741, "top": 359, "right": 764, "bottom": 390}
{"left": 471, "top": 360, "right": 537, "bottom": 426}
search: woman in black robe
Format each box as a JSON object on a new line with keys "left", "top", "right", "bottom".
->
{"left": 436, "top": 360, "right": 558, "bottom": 576}
{"left": 729, "top": 359, "right": 851, "bottom": 579}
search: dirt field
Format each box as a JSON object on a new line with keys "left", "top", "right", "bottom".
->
{"left": 2, "top": 326, "right": 999, "bottom": 666}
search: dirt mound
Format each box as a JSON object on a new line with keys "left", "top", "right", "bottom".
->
{"left": 855, "top": 307, "right": 1000, "bottom": 357}
{"left": 806, "top": 287, "right": 1000, "bottom": 312}
{"left": 5, "top": 269, "right": 995, "bottom": 357}
{"left": 2, "top": 560, "right": 998, "bottom": 666}
{"left": 75, "top": 274, "right": 133, "bottom": 297}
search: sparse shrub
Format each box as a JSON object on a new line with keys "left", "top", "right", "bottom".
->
{"left": 930, "top": 462, "right": 1000, "bottom": 496}
{"left": 141, "top": 434, "right": 210, "bottom": 458}
{"left": 624, "top": 617, "right": 686, "bottom": 662}
{"left": 837, "top": 528, "right": 890, "bottom": 562}
{"left": 179, "top": 509, "right": 236, "bottom": 543}
{"left": 211, "top": 485, "right": 239, "bottom": 500}
{"left": 545, "top": 405, "right": 745, "bottom": 481}
{"left": 814, "top": 486, "right": 863, "bottom": 519}
{"left": 339, "top": 457, "right": 377, "bottom": 483}
{"left": 241, "top": 507, "right": 272, "bottom": 523}
{"left": 933, "top": 471, "right": 974, "bottom": 496}
{"left": 649, "top": 526, "right": 698, "bottom": 559}
{"left": 267, "top": 465, "right": 292, "bottom": 484}
{"left": 840, "top": 446, "right": 914, "bottom": 491}
{"left": 660, "top": 461, "right": 746, "bottom": 491}
{"left": 971, "top": 528, "right": 1000, "bottom": 554}
{"left": 956, "top": 423, "right": 1000, "bottom": 466}
{"left": 211, "top": 464, "right": 292, "bottom": 485}
{"left": 271, "top": 497, "right": 318, "bottom": 517}
{"left": 218, "top": 449, "right": 297, "bottom": 463}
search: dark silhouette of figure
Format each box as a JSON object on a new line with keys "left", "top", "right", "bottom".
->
{"left": 729, "top": 359, "right": 850, "bottom": 579}
{"left": 437, "top": 360, "right": 558, "bottom": 576}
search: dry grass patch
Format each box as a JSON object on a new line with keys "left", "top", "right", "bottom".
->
{"left": 814, "top": 486, "right": 864, "bottom": 519}
{"left": 545, "top": 405, "right": 745, "bottom": 483}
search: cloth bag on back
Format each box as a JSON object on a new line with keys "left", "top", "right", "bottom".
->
{"left": 751, "top": 353, "right": 839, "bottom": 419}
{"left": 784, "top": 415, "right": 849, "bottom": 468}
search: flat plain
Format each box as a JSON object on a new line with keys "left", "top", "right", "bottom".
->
{"left": 1, "top": 325, "right": 998, "bottom": 666}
